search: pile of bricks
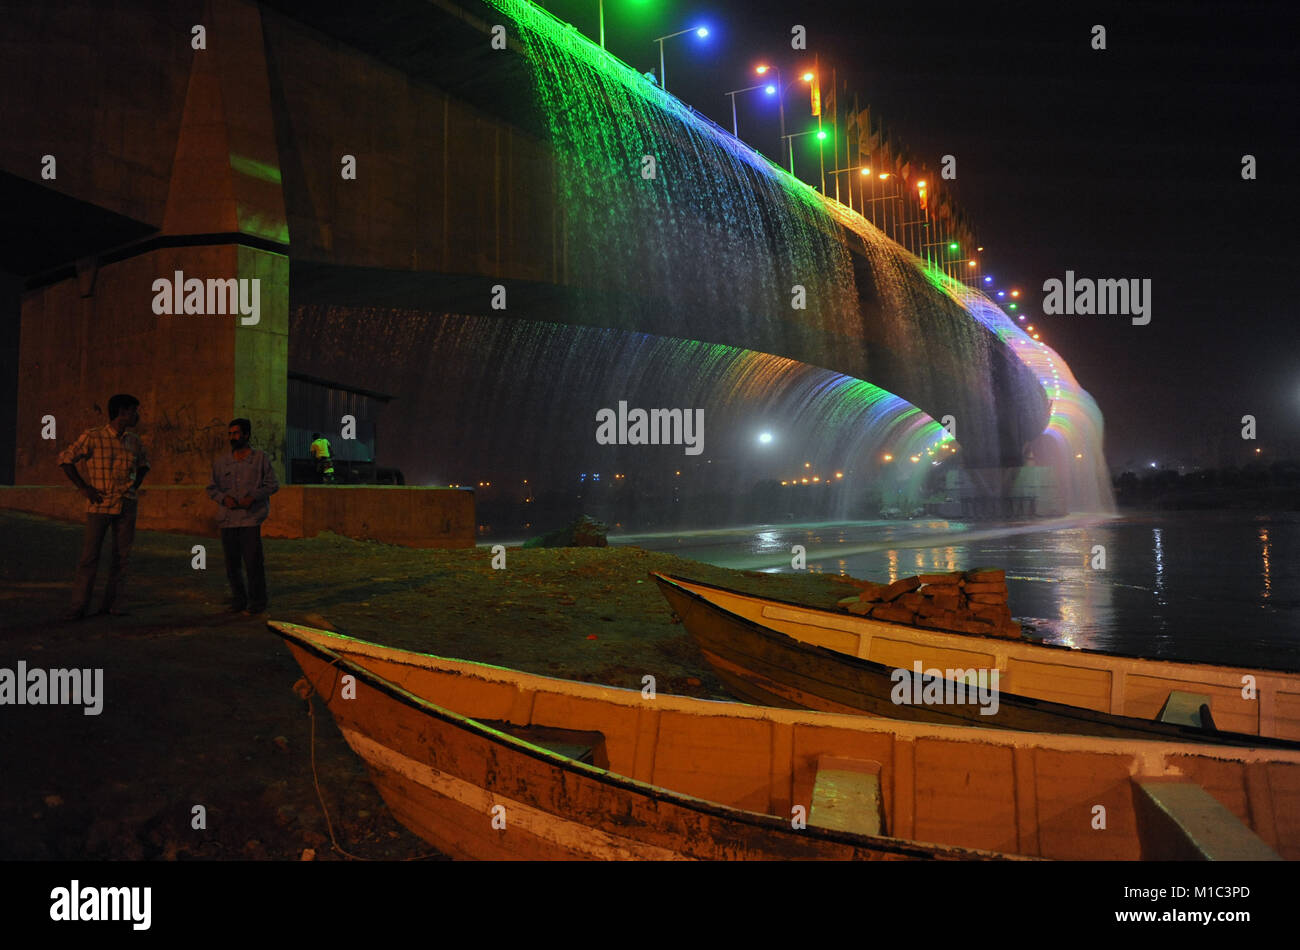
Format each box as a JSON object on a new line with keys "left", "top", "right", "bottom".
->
{"left": 834, "top": 568, "right": 1022, "bottom": 639}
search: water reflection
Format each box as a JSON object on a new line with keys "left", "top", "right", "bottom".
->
{"left": 622, "top": 514, "right": 1298, "bottom": 669}
{"left": 1153, "top": 528, "right": 1166, "bottom": 607}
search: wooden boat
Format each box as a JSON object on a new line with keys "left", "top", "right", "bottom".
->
{"left": 271, "top": 621, "right": 1300, "bottom": 860}
{"left": 653, "top": 573, "right": 1300, "bottom": 749}
{"left": 653, "top": 573, "right": 1300, "bottom": 743}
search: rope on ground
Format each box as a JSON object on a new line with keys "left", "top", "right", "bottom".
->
{"left": 302, "top": 659, "right": 441, "bottom": 861}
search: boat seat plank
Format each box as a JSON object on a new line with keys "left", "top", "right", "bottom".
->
{"left": 809, "top": 755, "right": 884, "bottom": 837}
{"left": 478, "top": 720, "right": 607, "bottom": 768}
{"left": 1157, "top": 691, "right": 1216, "bottom": 730}
{"left": 1134, "top": 780, "right": 1282, "bottom": 861}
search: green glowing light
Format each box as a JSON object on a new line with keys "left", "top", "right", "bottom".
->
{"left": 230, "top": 155, "right": 282, "bottom": 185}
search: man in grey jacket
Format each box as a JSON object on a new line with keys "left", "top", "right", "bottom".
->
{"left": 206, "top": 418, "right": 279, "bottom": 614}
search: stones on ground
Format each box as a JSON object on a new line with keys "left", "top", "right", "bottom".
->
{"left": 836, "top": 567, "right": 1019, "bottom": 638}
{"left": 897, "top": 592, "right": 926, "bottom": 611}
{"left": 882, "top": 576, "right": 921, "bottom": 601}
{"left": 918, "top": 573, "right": 960, "bottom": 585}
{"left": 522, "top": 515, "right": 609, "bottom": 548}
{"left": 870, "top": 605, "right": 916, "bottom": 624}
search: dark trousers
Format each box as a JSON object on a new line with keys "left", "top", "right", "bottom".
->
{"left": 72, "top": 500, "right": 137, "bottom": 612}
{"left": 220, "top": 526, "right": 267, "bottom": 609}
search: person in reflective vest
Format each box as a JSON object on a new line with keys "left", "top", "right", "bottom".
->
{"left": 310, "top": 433, "right": 335, "bottom": 484}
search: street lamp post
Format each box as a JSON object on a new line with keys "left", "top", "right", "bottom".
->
{"left": 825, "top": 164, "right": 872, "bottom": 213}
{"left": 654, "top": 26, "right": 708, "bottom": 94}
{"left": 725, "top": 83, "right": 770, "bottom": 137}
{"left": 783, "top": 128, "right": 828, "bottom": 189}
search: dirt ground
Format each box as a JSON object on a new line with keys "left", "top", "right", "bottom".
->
{"left": 0, "top": 511, "right": 847, "bottom": 860}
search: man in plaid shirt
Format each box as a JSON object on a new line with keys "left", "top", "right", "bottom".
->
{"left": 57, "top": 394, "right": 151, "bottom": 620}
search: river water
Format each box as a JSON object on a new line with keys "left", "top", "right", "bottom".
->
{"left": 612, "top": 510, "right": 1300, "bottom": 672}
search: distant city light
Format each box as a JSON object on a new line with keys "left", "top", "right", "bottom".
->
{"left": 802, "top": 71, "right": 814, "bottom": 81}
{"left": 758, "top": 431, "right": 773, "bottom": 444}
{"left": 997, "top": 291, "right": 1005, "bottom": 298}
{"left": 756, "top": 65, "right": 769, "bottom": 74}
{"left": 984, "top": 276, "right": 993, "bottom": 284}
{"left": 695, "top": 27, "right": 709, "bottom": 37}
{"left": 882, "top": 453, "right": 893, "bottom": 462}
{"left": 764, "top": 84, "right": 776, "bottom": 94}
{"left": 816, "top": 129, "right": 827, "bottom": 140}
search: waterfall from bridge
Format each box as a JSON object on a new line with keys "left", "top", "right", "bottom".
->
{"left": 291, "top": 306, "right": 952, "bottom": 528}
{"left": 476, "top": 0, "right": 1113, "bottom": 516}
{"left": 289, "top": 1, "right": 1112, "bottom": 527}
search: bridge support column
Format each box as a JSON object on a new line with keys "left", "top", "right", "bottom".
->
{"left": 14, "top": 244, "right": 288, "bottom": 487}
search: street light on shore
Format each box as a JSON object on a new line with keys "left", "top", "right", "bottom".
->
{"left": 654, "top": 25, "right": 709, "bottom": 92}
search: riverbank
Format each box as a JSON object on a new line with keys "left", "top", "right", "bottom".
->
{"left": 0, "top": 511, "right": 846, "bottom": 860}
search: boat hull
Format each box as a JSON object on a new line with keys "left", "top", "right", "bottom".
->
{"left": 273, "top": 622, "right": 1300, "bottom": 861}
{"left": 279, "top": 634, "right": 993, "bottom": 860}
{"left": 654, "top": 573, "right": 1300, "bottom": 742}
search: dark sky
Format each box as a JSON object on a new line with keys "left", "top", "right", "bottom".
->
{"left": 539, "top": 0, "right": 1300, "bottom": 471}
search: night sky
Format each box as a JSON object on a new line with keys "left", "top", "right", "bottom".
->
{"left": 540, "top": 0, "right": 1300, "bottom": 472}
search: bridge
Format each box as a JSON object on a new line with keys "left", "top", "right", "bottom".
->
{"left": 0, "top": 0, "right": 1060, "bottom": 532}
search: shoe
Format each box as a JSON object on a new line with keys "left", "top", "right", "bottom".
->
{"left": 62, "top": 608, "right": 87, "bottom": 622}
